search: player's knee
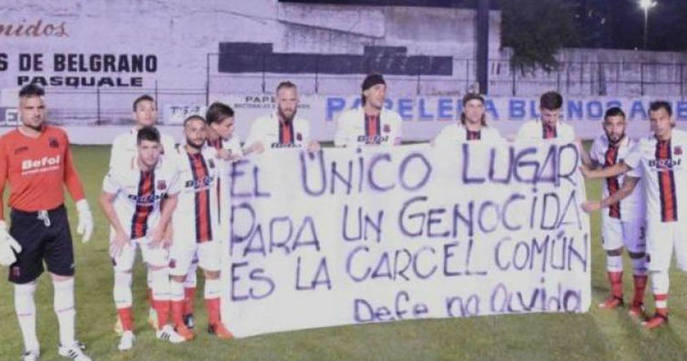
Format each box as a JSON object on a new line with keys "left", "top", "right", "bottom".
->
{"left": 148, "top": 264, "right": 167, "bottom": 272}
{"left": 50, "top": 273, "right": 73, "bottom": 282}
{"left": 204, "top": 270, "right": 220, "bottom": 279}
{"left": 606, "top": 248, "right": 623, "bottom": 256}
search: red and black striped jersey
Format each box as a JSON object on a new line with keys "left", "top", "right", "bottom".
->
{"left": 171, "top": 146, "right": 221, "bottom": 244}
{"left": 624, "top": 129, "right": 687, "bottom": 223}
{"left": 102, "top": 154, "right": 180, "bottom": 239}
{"left": 590, "top": 135, "right": 645, "bottom": 221}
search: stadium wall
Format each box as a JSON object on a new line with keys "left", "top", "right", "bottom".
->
{"left": 1, "top": 0, "right": 686, "bottom": 143}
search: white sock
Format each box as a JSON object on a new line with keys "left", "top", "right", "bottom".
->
{"left": 184, "top": 261, "right": 198, "bottom": 289}
{"left": 204, "top": 278, "right": 221, "bottom": 300}
{"left": 113, "top": 271, "right": 133, "bottom": 309}
{"left": 150, "top": 268, "right": 170, "bottom": 301}
{"left": 146, "top": 267, "right": 153, "bottom": 295}
{"left": 170, "top": 280, "right": 185, "bottom": 302}
{"left": 606, "top": 255, "right": 623, "bottom": 272}
{"left": 53, "top": 278, "right": 76, "bottom": 347}
{"left": 14, "top": 282, "right": 39, "bottom": 352}
{"left": 650, "top": 270, "right": 669, "bottom": 296}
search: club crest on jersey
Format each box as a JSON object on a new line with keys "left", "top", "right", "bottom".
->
{"left": 383, "top": 124, "right": 391, "bottom": 133}
{"left": 157, "top": 180, "right": 167, "bottom": 190}
{"left": 13, "top": 146, "right": 28, "bottom": 155}
{"left": 169, "top": 259, "right": 176, "bottom": 268}
{"left": 49, "top": 137, "right": 59, "bottom": 148}
{"left": 208, "top": 159, "right": 215, "bottom": 168}
{"left": 296, "top": 132, "right": 302, "bottom": 141}
{"left": 675, "top": 146, "right": 683, "bottom": 155}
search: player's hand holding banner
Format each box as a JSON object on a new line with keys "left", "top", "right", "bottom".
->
{"left": 0, "top": 220, "right": 22, "bottom": 265}
{"left": 76, "top": 199, "right": 94, "bottom": 243}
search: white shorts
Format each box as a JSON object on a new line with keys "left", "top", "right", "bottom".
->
{"left": 111, "top": 237, "right": 169, "bottom": 272}
{"left": 600, "top": 215, "right": 646, "bottom": 253}
{"left": 646, "top": 220, "right": 687, "bottom": 272}
{"left": 169, "top": 240, "right": 221, "bottom": 277}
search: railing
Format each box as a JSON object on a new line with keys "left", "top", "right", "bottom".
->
{"left": 3, "top": 54, "right": 685, "bottom": 127}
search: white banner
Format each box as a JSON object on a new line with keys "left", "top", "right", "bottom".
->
{"left": 221, "top": 143, "right": 591, "bottom": 338}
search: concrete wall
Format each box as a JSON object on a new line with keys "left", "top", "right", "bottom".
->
{"left": 0, "top": 0, "right": 684, "bottom": 130}
{"left": 1, "top": 0, "right": 498, "bottom": 108}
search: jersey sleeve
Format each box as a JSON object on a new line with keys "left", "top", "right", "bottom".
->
{"left": 390, "top": 112, "right": 403, "bottom": 145}
{"left": 486, "top": 127, "right": 504, "bottom": 144}
{"left": 0, "top": 138, "right": 9, "bottom": 220}
{"left": 166, "top": 165, "right": 182, "bottom": 196}
{"left": 433, "top": 125, "right": 453, "bottom": 147}
{"left": 108, "top": 136, "right": 122, "bottom": 168}
{"left": 589, "top": 138, "right": 601, "bottom": 164}
{"left": 62, "top": 132, "right": 86, "bottom": 202}
{"left": 515, "top": 122, "right": 531, "bottom": 142}
{"left": 244, "top": 117, "right": 262, "bottom": 147}
{"left": 226, "top": 135, "right": 244, "bottom": 158}
{"left": 623, "top": 142, "right": 642, "bottom": 171}
{"left": 334, "top": 111, "right": 352, "bottom": 147}
{"left": 102, "top": 168, "right": 122, "bottom": 195}
{"left": 300, "top": 118, "right": 312, "bottom": 145}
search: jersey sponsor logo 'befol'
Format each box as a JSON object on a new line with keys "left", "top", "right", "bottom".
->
{"left": 270, "top": 143, "right": 302, "bottom": 149}
{"left": 357, "top": 135, "right": 388, "bottom": 143}
{"left": 21, "top": 155, "right": 61, "bottom": 175}
{"left": 648, "top": 158, "right": 682, "bottom": 171}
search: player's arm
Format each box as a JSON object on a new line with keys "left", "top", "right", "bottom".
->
{"left": 0, "top": 141, "right": 21, "bottom": 265}
{"left": 242, "top": 119, "right": 265, "bottom": 155}
{"left": 303, "top": 122, "right": 320, "bottom": 153}
{"left": 580, "top": 161, "right": 629, "bottom": 179}
{"left": 62, "top": 133, "right": 94, "bottom": 242}
{"left": 149, "top": 193, "right": 178, "bottom": 247}
{"left": 582, "top": 176, "right": 639, "bottom": 213}
{"left": 391, "top": 113, "right": 402, "bottom": 146}
{"left": 98, "top": 191, "right": 127, "bottom": 237}
{"left": 98, "top": 190, "right": 130, "bottom": 257}
{"left": 333, "top": 111, "right": 351, "bottom": 148}
{"left": 576, "top": 138, "right": 596, "bottom": 168}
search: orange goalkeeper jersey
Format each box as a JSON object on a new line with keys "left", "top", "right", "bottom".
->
{"left": 0, "top": 125, "right": 85, "bottom": 219}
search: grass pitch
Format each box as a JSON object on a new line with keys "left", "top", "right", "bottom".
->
{"left": 1, "top": 144, "right": 687, "bottom": 361}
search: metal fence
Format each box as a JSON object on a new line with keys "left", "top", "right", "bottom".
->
{"left": 31, "top": 85, "right": 206, "bottom": 126}
{"left": 7, "top": 54, "right": 685, "bottom": 126}
{"left": 208, "top": 53, "right": 687, "bottom": 97}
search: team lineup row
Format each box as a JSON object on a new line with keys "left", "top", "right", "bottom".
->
{"left": 0, "top": 73, "right": 682, "bottom": 360}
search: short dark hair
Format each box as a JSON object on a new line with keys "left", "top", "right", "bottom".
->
{"left": 205, "top": 102, "right": 234, "bottom": 125}
{"left": 132, "top": 94, "right": 155, "bottom": 112}
{"left": 604, "top": 107, "right": 625, "bottom": 120}
{"left": 137, "top": 126, "right": 160, "bottom": 145}
{"left": 649, "top": 101, "right": 672, "bottom": 117}
{"left": 184, "top": 114, "right": 205, "bottom": 127}
{"left": 540, "top": 91, "right": 563, "bottom": 111}
{"left": 276, "top": 81, "right": 297, "bottom": 94}
{"left": 19, "top": 84, "right": 45, "bottom": 98}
